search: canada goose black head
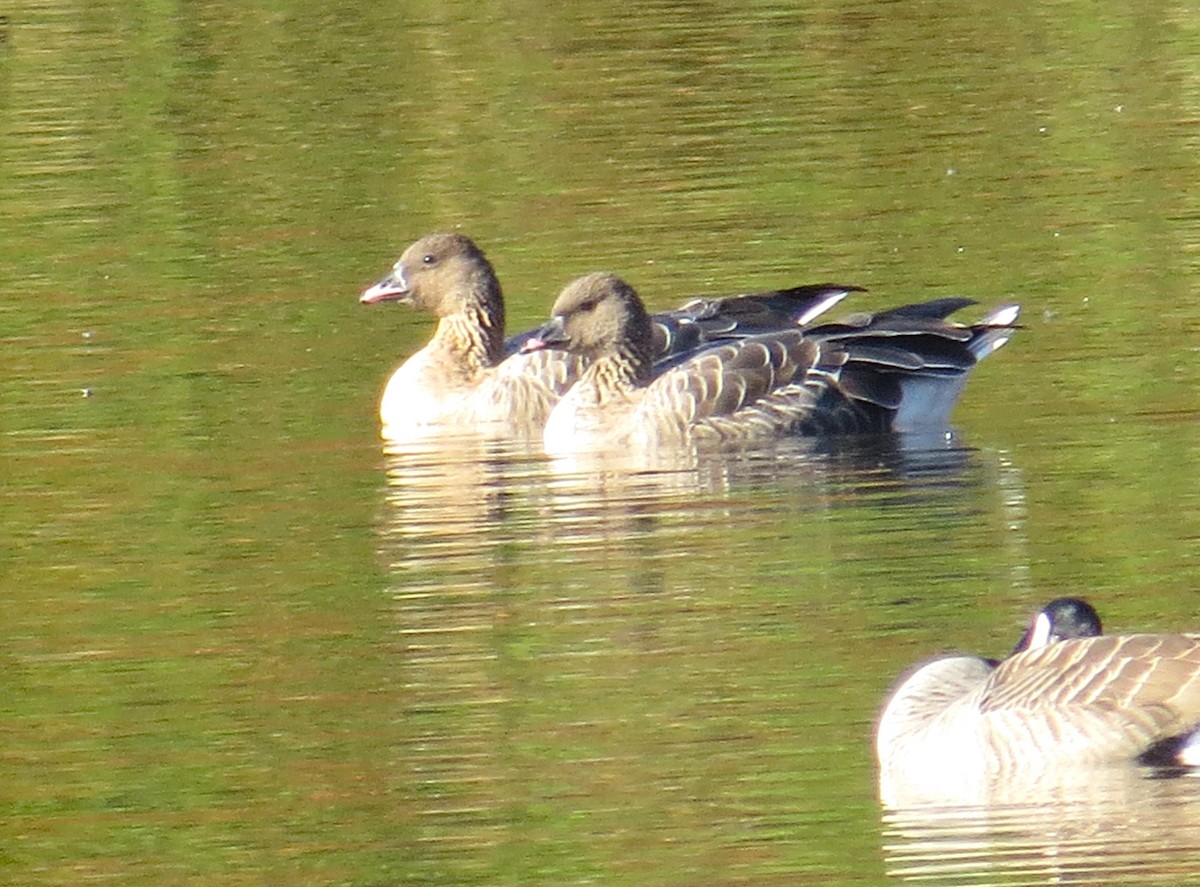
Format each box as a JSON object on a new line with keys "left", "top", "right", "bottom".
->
{"left": 1012, "top": 597, "right": 1103, "bottom": 655}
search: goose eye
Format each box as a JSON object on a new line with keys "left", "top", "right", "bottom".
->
{"left": 578, "top": 297, "right": 599, "bottom": 312}
{"left": 422, "top": 253, "right": 436, "bottom": 266}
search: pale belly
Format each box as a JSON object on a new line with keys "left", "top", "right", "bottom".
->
{"left": 378, "top": 352, "right": 558, "bottom": 442}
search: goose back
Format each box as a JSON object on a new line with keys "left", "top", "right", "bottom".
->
{"left": 877, "top": 627, "right": 1200, "bottom": 807}
{"left": 525, "top": 273, "right": 1019, "bottom": 454}
{"left": 502, "top": 282, "right": 859, "bottom": 365}
{"left": 364, "top": 234, "right": 856, "bottom": 441}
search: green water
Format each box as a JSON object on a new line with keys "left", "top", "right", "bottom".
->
{"left": 4, "top": 1, "right": 1200, "bottom": 884}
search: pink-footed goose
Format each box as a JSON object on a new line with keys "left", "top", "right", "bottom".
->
{"left": 520, "top": 272, "right": 1019, "bottom": 455}
{"left": 876, "top": 599, "right": 1200, "bottom": 808}
{"left": 361, "top": 233, "right": 855, "bottom": 441}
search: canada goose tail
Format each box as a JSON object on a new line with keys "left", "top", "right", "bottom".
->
{"left": 1138, "top": 728, "right": 1200, "bottom": 768}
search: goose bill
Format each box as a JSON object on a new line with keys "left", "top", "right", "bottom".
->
{"left": 521, "top": 316, "right": 568, "bottom": 353}
{"left": 361, "top": 268, "right": 411, "bottom": 305}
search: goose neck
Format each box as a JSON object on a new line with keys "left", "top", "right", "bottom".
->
{"left": 434, "top": 301, "right": 504, "bottom": 376}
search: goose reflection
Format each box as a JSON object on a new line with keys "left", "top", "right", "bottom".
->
{"left": 374, "top": 429, "right": 1009, "bottom": 621}
{"left": 374, "top": 424, "right": 1002, "bottom": 576}
{"left": 377, "top": 431, "right": 550, "bottom": 577}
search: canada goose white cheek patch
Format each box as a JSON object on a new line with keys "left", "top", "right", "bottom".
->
{"left": 1028, "top": 612, "right": 1053, "bottom": 650}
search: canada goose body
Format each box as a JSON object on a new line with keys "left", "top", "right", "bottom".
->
{"left": 362, "top": 233, "right": 856, "bottom": 441}
{"left": 524, "top": 272, "right": 1019, "bottom": 455}
{"left": 876, "top": 602, "right": 1200, "bottom": 807}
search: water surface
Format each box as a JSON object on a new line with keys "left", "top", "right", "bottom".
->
{"left": 5, "top": 1, "right": 1200, "bottom": 884}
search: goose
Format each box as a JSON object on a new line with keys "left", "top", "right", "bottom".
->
{"left": 520, "top": 272, "right": 1019, "bottom": 455}
{"left": 361, "top": 233, "right": 856, "bottom": 440}
{"left": 875, "top": 600, "right": 1200, "bottom": 808}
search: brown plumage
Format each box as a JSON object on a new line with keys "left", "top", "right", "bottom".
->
{"left": 876, "top": 602, "right": 1200, "bottom": 808}
{"left": 362, "top": 233, "right": 856, "bottom": 442}
{"left": 522, "top": 272, "right": 1019, "bottom": 455}
{"left": 361, "top": 233, "right": 579, "bottom": 441}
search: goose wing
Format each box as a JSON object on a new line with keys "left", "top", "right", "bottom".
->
{"left": 813, "top": 298, "right": 1019, "bottom": 373}
{"left": 488, "top": 349, "right": 589, "bottom": 428}
{"left": 503, "top": 283, "right": 858, "bottom": 363}
{"left": 796, "top": 299, "right": 1021, "bottom": 433}
{"left": 629, "top": 329, "right": 850, "bottom": 439}
{"left": 635, "top": 298, "right": 1021, "bottom": 439}
{"left": 977, "top": 634, "right": 1200, "bottom": 762}
{"left": 651, "top": 283, "right": 860, "bottom": 365}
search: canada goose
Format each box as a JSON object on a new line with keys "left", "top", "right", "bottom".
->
{"left": 876, "top": 600, "right": 1200, "bottom": 808}
{"left": 361, "top": 233, "right": 855, "bottom": 440}
{"left": 521, "top": 272, "right": 1019, "bottom": 455}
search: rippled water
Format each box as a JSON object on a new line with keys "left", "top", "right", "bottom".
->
{"left": 5, "top": 1, "right": 1200, "bottom": 884}
{"left": 883, "top": 771, "right": 1200, "bottom": 884}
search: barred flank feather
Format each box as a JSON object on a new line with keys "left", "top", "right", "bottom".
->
{"left": 530, "top": 273, "right": 1019, "bottom": 455}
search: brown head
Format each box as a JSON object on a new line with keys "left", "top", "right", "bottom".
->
{"left": 360, "top": 232, "right": 504, "bottom": 326}
{"left": 522, "top": 272, "right": 654, "bottom": 372}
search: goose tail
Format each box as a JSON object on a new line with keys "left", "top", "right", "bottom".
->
{"left": 891, "top": 302, "right": 1021, "bottom": 433}
{"left": 968, "top": 303, "right": 1021, "bottom": 361}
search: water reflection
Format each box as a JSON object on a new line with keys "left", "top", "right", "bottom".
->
{"left": 542, "top": 430, "right": 986, "bottom": 497}
{"left": 372, "top": 430, "right": 1018, "bottom": 618}
{"left": 882, "top": 769, "right": 1200, "bottom": 884}
{"left": 373, "top": 429, "right": 1019, "bottom": 882}
{"left": 375, "top": 431, "right": 993, "bottom": 569}
{"left": 374, "top": 430, "right": 1035, "bottom": 882}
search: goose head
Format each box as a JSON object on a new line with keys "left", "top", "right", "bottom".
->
{"left": 1011, "top": 597, "right": 1103, "bottom": 654}
{"left": 361, "top": 232, "right": 502, "bottom": 320}
{"left": 523, "top": 272, "right": 654, "bottom": 366}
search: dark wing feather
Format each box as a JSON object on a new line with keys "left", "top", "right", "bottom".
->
{"left": 870, "top": 297, "right": 978, "bottom": 322}
{"left": 651, "top": 283, "right": 858, "bottom": 370}
{"left": 505, "top": 283, "right": 860, "bottom": 362}
{"left": 833, "top": 369, "right": 904, "bottom": 410}
{"left": 789, "top": 298, "right": 1019, "bottom": 432}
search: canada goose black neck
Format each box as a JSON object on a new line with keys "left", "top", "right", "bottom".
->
{"left": 1012, "top": 597, "right": 1103, "bottom": 654}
